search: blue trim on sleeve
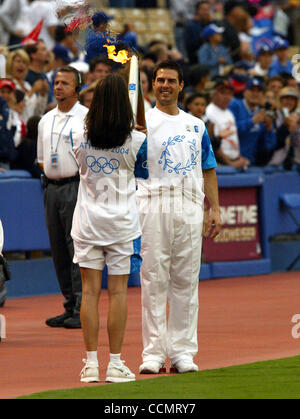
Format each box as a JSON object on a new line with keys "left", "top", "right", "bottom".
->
{"left": 202, "top": 128, "right": 217, "bottom": 169}
{"left": 134, "top": 138, "right": 149, "bottom": 179}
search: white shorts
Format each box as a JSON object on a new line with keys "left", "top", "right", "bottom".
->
{"left": 73, "top": 238, "right": 142, "bottom": 275}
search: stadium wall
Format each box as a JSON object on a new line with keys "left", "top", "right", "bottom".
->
{"left": 0, "top": 168, "right": 300, "bottom": 298}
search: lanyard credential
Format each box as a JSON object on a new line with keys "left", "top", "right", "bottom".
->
{"left": 50, "top": 115, "right": 71, "bottom": 153}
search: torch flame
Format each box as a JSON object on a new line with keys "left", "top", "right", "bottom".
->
{"left": 104, "top": 44, "right": 131, "bottom": 64}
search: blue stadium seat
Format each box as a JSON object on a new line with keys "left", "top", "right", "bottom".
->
{"left": 0, "top": 170, "right": 32, "bottom": 180}
{"left": 215, "top": 166, "right": 239, "bottom": 175}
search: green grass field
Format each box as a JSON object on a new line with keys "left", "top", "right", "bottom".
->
{"left": 18, "top": 356, "right": 300, "bottom": 399}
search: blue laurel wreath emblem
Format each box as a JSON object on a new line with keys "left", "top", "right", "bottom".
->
{"left": 158, "top": 135, "right": 200, "bottom": 175}
{"left": 86, "top": 156, "right": 120, "bottom": 174}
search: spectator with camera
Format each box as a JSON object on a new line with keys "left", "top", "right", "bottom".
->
{"left": 229, "top": 78, "right": 277, "bottom": 166}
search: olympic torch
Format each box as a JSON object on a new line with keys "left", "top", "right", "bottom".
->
{"left": 128, "top": 55, "right": 146, "bottom": 128}
{"left": 104, "top": 42, "right": 146, "bottom": 128}
{"left": 128, "top": 55, "right": 139, "bottom": 125}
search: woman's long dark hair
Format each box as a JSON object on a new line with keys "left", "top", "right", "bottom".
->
{"left": 85, "top": 73, "right": 134, "bottom": 149}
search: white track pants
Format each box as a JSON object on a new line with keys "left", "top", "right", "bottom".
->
{"left": 139, "top": 196, "right": 203, "bottom": 365}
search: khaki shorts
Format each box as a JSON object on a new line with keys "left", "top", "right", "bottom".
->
{"left": 73, "top": 238, "right": 141, "bottom": 275}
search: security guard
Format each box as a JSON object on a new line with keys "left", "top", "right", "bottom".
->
{"left": 37, "top": 66, "right": 88, "bottom": 329}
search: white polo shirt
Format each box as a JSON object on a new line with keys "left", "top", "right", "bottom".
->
{"left": 70, "top": 122, "right": 148, "bottom": 247}
{"left": 37, "top": 102, "right": 88, "bottom": 179}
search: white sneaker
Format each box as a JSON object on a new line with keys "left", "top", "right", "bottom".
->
{"left": 106, "top": 361, "right": 136, "bottom": 383}
{"left": 170, "top": 359, "right": 199, "bottom": 374}
{"left": 139, "top": 360, "right": 166, "bottom": 374}
{"left": 80, "top": 359, "right": 100, "bottom": 383}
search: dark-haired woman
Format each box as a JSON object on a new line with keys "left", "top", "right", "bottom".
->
{"left": 70, "top": 73, "right": 148, "bottom": 384}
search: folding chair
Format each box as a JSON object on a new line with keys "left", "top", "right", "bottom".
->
{"left": 280, "top": 193, "right": 300, "bottom": 270}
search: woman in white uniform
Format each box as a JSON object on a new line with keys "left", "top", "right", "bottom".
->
{"left": 70, "top": 73, "right": 148, "bottom": 384}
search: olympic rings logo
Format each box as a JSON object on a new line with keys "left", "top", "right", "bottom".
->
{"left": 86, "top": 156, "right": 121, "bottom": 174}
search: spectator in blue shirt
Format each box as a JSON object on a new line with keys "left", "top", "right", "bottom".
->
{"left": 85, "top": 11, "right": 115, "bottom": 64}
{"left": 197, "top": 24, "right": 232, "bottom": 79}
{"left": 184, "top": 1, "right": 215, "bottom": 65}
{"left": 269, "top": 37, "right": 293, "bottom": 77}
{"left": 229, "top": 78, "right": 277, "bottom": 166}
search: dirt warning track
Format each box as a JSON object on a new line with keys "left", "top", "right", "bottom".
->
{"left": 1, "top": 271, "right": 300, "bottom": 399}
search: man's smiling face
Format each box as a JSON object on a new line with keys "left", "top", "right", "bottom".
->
{"left": 152, "top": 68, "right": 184, "bottom": 107}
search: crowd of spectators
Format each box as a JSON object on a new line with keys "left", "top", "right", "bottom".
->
{"left": 0, "top": 0, "right": 300, "bottom": 174}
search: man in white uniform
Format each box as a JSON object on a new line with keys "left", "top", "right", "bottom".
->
{"left": 138, "top": 61, "right": 222, "bottom": 374}
{"left": 37, "top": 66, "right": 88, "bottom": 329}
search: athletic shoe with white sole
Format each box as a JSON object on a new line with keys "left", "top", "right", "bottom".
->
{"left": 106, "top": 361, "right": 136, "bottom": 383}
{"left": 170, "top": 359, "right": 199, "bottom": 374}
{"left": 139, "top": 360, "right": 166, "bottom": 374}
{"left": 80, "top": 359, "right": 100, "bottom": 383}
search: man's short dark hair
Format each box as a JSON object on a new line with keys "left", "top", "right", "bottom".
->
{"left": 56, "top": 66, "right": 83, "bottom": 93}
{"left": 224, "top": 0, "right": 240, "bottom": 16}
{"left": 55, "top": 25, "right": 73, "bottom": 43}
{"left": 266, "top": 75, "right": 284, "bottom": 86}
{"left": 152, "top": 60, "right": 184, "bottom": 84}
{"left": 89, "top": 57, "right": 112, "bottom": 73}
{"left": 196, "top": 0, "right": 210, "bottom": 10}
{"left": 142, "top": 52, "right": 157, "bottom": 63}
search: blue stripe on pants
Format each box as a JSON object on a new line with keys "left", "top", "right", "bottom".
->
{"left": 130, "top": 236, "right": 142, "bottom": 274}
